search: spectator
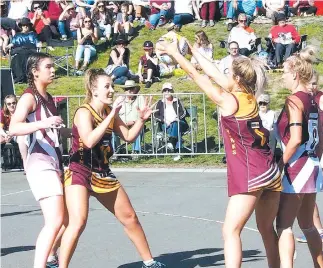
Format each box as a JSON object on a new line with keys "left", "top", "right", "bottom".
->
{"left": 154, "top": 82, "right": 189, "bottom": 161}
{"left": 217, "top": 41, "right": 245, "bottom": 75}
{"left": 7, "top": 0, "right": 31, "bottom": 20}
{"left": 75, "top": 15, "right": 98, "bottom": 75}
{"left": 226, "top": 0, "right": 256, "bottom": 25}
{"left": 113, "top": 2, "right": 134, "bottom": 44}
{"left": 167, "top": 0, "right": 194, "bottom": 32}
{"left": 132, "top": 0, "right": 150, "bottom": 22}
{"left": 58, "top": 3, "right": 82, "bottom": 40}
{"left": 92, "top": 0, "right": 113, "bottom": 44}
{"left": 199, "top": 0, "right": 217, "bottom": 27}
{"left": 106, "top": 35, "right": 137, "bottom": 85}
{"left": 263, "top": 0, "right": 285, "bottom": 24}
{"left": 0, "top": 28, "right": 9, "bottom": 57}
{"left": 74, "top": 0, "right": 95, "bottom": 17}
{"left": 28, "top": 2, "right": 53, "bottom": 44}
{"left": 0, "top": 1, "right": 9, "bottom": 17}
{"left": 147, "top": 0, "right": 172, "bottom": 30}
{"left": 228, "top": 13, "right": 256, "bottom": 56}
{"left": 7, "top": 18, "right": 40, "bottom": 83}
{"left": 289, "top": 0, "right": 317, "bottom": 16}
{"left": 138, "top": 41, "right": 160, "bottom": 89}
{"left": 47, "top": 0, "right": 68, "bottom": 37}
{"left": 269, "top": 13, "right": 300, "bottom": 68}
{"left": 257, "top": 94, "right": 276, "bottom": 152}
{"left": 116, "top": 80, "right": 145, "bottom": 154}
{"left": 191, "top": 30, "right": 213, "bottom": 70}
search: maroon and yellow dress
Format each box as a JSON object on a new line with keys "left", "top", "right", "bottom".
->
{"left": 221, "top": 92, "right": 281, "bottom": 197}
{"left": 64, "top": 104, "right": 120, "bottom": 193}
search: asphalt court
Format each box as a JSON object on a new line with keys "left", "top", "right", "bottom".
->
{"left": 1, "top": 170, "right": 322, "bottom": 268}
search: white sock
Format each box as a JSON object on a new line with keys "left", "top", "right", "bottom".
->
{"left": 143, "top": 259, "right": 156, "bottom": 266}
{"left": 47, "top": 255, "right": 56, "bottom": 262}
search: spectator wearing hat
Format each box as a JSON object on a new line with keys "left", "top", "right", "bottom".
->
{"left": 154, "top": 83, "right": 189, "bottom": 160}
{"left": 75, "top": 14, "right": 98, "bottom": 75}
{"left": 113, "top": 2, "right": 134, "bottom": 44}
{"left": 58, "top": 3, "right": 83, "bottom": 40}
{"left": 257, "top": 94, "right": 276, "bottom": 152}
{"left": 114, "top": 80, "right": 146, "bottom": 154}
{"left": 7, "top": 18, "right": 41, "bottom": 83}
{"left": 289, "top": 0, "right": 317, "bottom": 17}
{"left": 138, "top": 41, "right": 160, "bottom": 89}
{"left": 269, "top": 13, "right": 300, "bottom": 67}
{"left": 106, "top": 35, "right": 137, "bottom": 85}
{"left": 148, "top": 0, "right": 172, "bottom": 30}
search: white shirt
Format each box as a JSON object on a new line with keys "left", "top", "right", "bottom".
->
{"left": 218, "top": 55, "right": 247, "bottom": 75}
{"left": 174, "top": 0, "right": 193, "bottom": 15}
{"left": 165, "top": 101, "right": 178, "bottom": 125}
{"left": 228, "top": 26, "right": 257, "bottom": 50}
{"left": 8, "top": 0, "right": 31, "bottom": 20}
{"left": 259, "top": 110, "right": 276, "bottom": 131}
{"left": 191, "top": 44, "right": 213, "bottom": 64}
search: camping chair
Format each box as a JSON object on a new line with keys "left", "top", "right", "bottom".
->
{"left": 45, "top": 38, "right": 75, "bottom": 76}
{"left": 219, "top": 37, "right": 262, "bottom": 55}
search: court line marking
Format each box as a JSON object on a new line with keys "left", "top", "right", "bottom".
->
{"left": 1, "top": 203, "right": 259, "bottom": 233}
{"left": 1, "top": 189, "right": 31, "bottom": 197}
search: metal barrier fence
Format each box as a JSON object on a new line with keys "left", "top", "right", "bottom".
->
{"left": 52, "top": 93, "right": 225, "bottom": 157}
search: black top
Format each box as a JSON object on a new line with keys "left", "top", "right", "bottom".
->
{"left": 107, "top": 48, "right": 130, "bottom": 67}
{"left": 80, "top": 28, "right": 95, "bottom": 46}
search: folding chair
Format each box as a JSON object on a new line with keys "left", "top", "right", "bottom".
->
{"left": 219, "top": 37, "right": 262, "bottom": 55}
{"left": 45, "top": 38, "right": 75, "bottom": 76}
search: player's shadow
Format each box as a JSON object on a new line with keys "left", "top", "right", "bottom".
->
{"left": 1, "top": 246, "right": 35, "bottom": 256}
{"left": 118, "top": 248, "right": 264, "bottom": 267}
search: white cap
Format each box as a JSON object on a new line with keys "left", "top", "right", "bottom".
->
{"left": 162, "top": 82, "right": 173, "bottom": 91}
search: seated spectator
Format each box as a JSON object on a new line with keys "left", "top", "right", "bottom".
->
{"left": 28, "top": 2, "right": 53, "bottom": 44}
{"left": 7, "top": 18, "right": 40, "bottom": 83}
{"left": 132, "top": 0, "right": 150, "bottom": 22}
{"left": 138, "top": 41, "right": 160, "bottom": 89}
{"left": 47, "top": 0, "right": 68, "bottom": 37}
{"left": 217, "top": 41, "right": 246, "bottom": 75}
{"left": 58, "top": 3, "right": 83, "bottom": 40}
{"left": 147, "top": 0, "right": 172, "bottom": 30}
{"left": 226, "top": 0, "right": 256, "bottom": 25}
{"left": 75, "top": 15, "right": 98, "bottom": 75}
{"left": 92, "top": 0, "right": 113, "bottom": 44}
{"left": 106, "top": 35, "right": 137, "bottom": 85}
{"left": 1, "top": 94, "right": 27, "bottom": 170}
{"left": 113, "top": 2, "right": 134, "bottom": 44}
{"left": 289, "top": 0, "right": 317, "bottom": 16}
{"left": 199, "top": 0, "right": 217, "bottom": 27}
{"left": 75, "top": 0, "right": 95, "bottom": 17}
{"left": 191, "top": 30, "right": 213, "bottom": 70}
{"left": 269, "top": 13, "right": 300, "bottom": 67}
{"left": 115, "top": 80, "right": 145, "bottom": 154}
{"left": 167, "top": 0, "right": 194, "bottom": 32}
{"left": 154, "top": 82, "right": 189, "bottom": 161}
{"left": 263, "top": 0, "right": 285, "bottom": 24}
{"left": 228, "top": 13, "right": 256, "bottom": 56}
{"left": 257, "top": 94, "right": 276, "bottom": 152}
{"left": 0, "top": 1, "right": 9, "bottom": 17}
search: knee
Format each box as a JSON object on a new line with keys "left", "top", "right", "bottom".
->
{"left": 69, "top": 216, "right": 87, "bottom": 234}
{"left": 45, "top": 214, "right": 64, "bottom": 232}
{"left": 257, "top": 220, "right": 274, "bottom": 235}
{"left": 120, "top": 211, "right": 139, "bottom": 227}
{"left": 222, "top": 223, "right": 242, "bottom": 240}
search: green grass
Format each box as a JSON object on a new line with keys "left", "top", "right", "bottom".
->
{"left": 2, "top": 17, "right": 323, "bottom": 167}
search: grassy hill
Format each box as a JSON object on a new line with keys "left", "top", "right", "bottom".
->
{"left": 2, "top": 16, "right": 323, "bottom": 167}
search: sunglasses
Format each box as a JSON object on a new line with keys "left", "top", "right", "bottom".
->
{"left": 98, "top": 5, "right": 104, "bottom": 8}
{"left": 33, "top": 6, "right": 40, "bottom": 10}
{"left": 84, "top": 20, "right": 91, "bottom": 23}
{"left": 259, "top": 102, "right": 268, "bottom": 106}
{"left": 230, "top": 47, "right": 239, "bottom": 50}
{"left": 239, "top": 19, "right": 247, "bottom": 22}
{"left": 6, "top": 102, "right": 16, "bottom": 106}
{"left": 162, "top": 89, "right": 173, "bottom": 93}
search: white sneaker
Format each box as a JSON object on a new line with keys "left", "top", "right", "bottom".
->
{"left": 100, "top": 37, "right": 107, "bottom": 41}
{"left": 61, "top": 35, "right": 67, "bottom": 40}
{"left": 167, "top": 142, "right": 174, "bottom": 151}
{"left": 173, "top": 155, "right": 181, "bottom": 161}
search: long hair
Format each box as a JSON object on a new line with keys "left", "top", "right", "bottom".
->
{"left": 195, "top": 30, "right": 210, "bottom": 47}
{"left": 3, "top": 94, "right": 17, "bottom": 117}
{"left": 232, "top": 56, "right": 267, "bottom": 97}
{"left": 84, "top": 68, "right": 111, "bottom": 103}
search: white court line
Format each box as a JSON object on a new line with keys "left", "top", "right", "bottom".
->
{"left": 1, "top": 203, "right": 259, "bottom": 233}
{"left": 1, "top": 189, "right": 31, "bottom": 197}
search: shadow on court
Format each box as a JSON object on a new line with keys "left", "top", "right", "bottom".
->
{"left": 1, "top": 246, "right": 35, "bottom": 257}
{"left": 118, "top": 248, "right": 264, "bottom": 267}
{"left": 1, "top": 209, "right": 41, "bottom": 218}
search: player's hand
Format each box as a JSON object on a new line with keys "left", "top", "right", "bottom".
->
{"left": 41, "top": 116, "right": 64, "bottom": 129}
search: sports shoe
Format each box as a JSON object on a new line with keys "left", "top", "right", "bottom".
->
{"left": 166, "top": 142, "right": 174, "bottom": 152}
{"left": 46, "top": 255, "right": 59, "bottom": 268}
{"left": 61, "top": 35, "right": 67, "bottom": 40}
{"left": 173, "top": 155, "right": 181, "bottom": 161}
{"left": 142, "top": 261, "right": 166, "bottom": 268}
{"left": 145, "top": 80, "right": 152, "bottom": 88}
{"left": 158, "top": 18, "right": 167, "bottom": 27}
{"left": 209, "top": 20, "right": 215, "bottom": 27}
{"left": 296, "top": 232, "right": 323, "bottom": 243}
{"left": 201, "top": 20, "right": 207, "bottom": 28}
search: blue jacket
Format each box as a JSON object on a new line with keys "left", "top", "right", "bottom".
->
{"left": 12, "top": 32, "right": 38, "bottom": 49}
